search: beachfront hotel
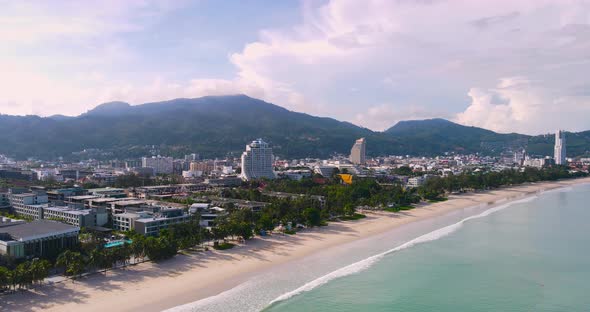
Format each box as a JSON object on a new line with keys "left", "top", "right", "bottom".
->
{"left": 240, "top": 138, "right": 275, "bottom": 181}
{"left": 0, "top": 219, "right": 79, "bottom": 259}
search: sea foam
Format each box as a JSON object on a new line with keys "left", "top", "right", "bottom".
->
{"left": 267, "top": 195, "right": 538, "bottom": 305}
{"left": 164, "top": 193, "right": 541, "bottom": 312}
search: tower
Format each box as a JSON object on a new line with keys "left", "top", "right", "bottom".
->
{"left": 554, "top": 130, "right": 566, "bottom": 165}
{"left": 350, "top": 138, "right": 366, "bottom": 165}
{"left": 240, "top": 139, "right": 275, "bottom": 181}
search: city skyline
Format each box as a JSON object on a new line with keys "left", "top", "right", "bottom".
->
{"left": 2, "top": 1, "right": 590, "bottom": 135}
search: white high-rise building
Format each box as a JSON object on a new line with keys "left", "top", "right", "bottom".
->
{"left": 142, "top": 156, "right": 174, "bottom": 175}
{"left": 241, "top": 139, "right": 275, "bottom": 181}
{"left": 554, "top": 130, "right": 567, "bottom": 165}
{"left": 350, "top": 138, "right": 366, "bottom": 165}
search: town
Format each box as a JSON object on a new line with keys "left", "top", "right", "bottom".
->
{"left": 0, "top": 131, "right": 588, "bottom": 290}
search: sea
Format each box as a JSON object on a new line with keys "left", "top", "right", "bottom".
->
{"left": 167, "top": 182, "right": 590, "bottom": 312}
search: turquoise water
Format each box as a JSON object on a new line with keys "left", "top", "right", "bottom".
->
{"left": 104, "top": 239, "right": 132, "bottom": 248}
{"left": 266, "top": 184, "right": 590, "bottom": 312}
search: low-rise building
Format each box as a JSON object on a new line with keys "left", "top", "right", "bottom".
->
{"left": 87, "top": 187, "right": 127, "bottom": 198}
{"left": 46, "top": 187, "right": 87, "bottom": 205}
{"left": 8, "top": 189, "right": 49, "bottom": 220}
{"left": 407, "top": 176, "right": 426, "bottom": 188}
{"left": 189, "top": 204, "right": 226, "bottom": 227}
{"left": 0, "top": 220, "right": 79, "bottom": 259}
{"left": 113, "top": 208, "right": 193, "bottom": 236}
{"left": 43, "top": 206, "right": 108, "bottom": 227}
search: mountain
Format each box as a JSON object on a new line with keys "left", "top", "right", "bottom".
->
{"left": 82, "top": 101, "right": 132, "bottom": 117}
{"left": 0, "top": 95, "right": 588, "bottom": 160}
{"left": 385, "top": 118, "right": 530, "bottom": 155}
{"left": 0, "top": 95, "right": 398, "bottom": 160}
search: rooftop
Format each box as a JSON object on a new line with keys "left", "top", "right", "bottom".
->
{"left": 44, "top": 206, "right": 92, "bottom": 215}
{"left": 88, "top": 187, "right": 125, "bottom": 193}
{"left": 113, "top": 199, "right": 147, "bottom": 206}
{"left": 0, "top": 220, "right": 79, "bottom": 241}
{"left": 68, "top": 195, "right": 100, "bottom": 200}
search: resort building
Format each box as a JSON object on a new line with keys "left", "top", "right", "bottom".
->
{"left": 7, "top": 189, "right": 49, "bottom": 220}
{"left": 43, "top": 206, "right": 108, "bottom": 227}
{"left": 189, "top": 203, "right": 227, "bottom": 227}
{"left": 350, "top": 138, "right": 366, "bottom": 165}
{"left": 241, "top": 138, "right": 275, "bottom": 181}
{"left": 554, "top": 130, "right": 567, "bottom": 165}
{"left": 0, "top": 220, "right": 79, "bottom": 259}
{"left": 113, "top": 208, "right": 193, "bottom": 236}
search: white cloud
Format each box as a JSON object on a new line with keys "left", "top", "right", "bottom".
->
{"left": 1, "top": 0, "right": 590, "bottom": 135}
{"left": 455, "top": 77, "right": 590, "bottom": 134}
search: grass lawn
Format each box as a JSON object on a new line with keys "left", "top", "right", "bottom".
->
{"left": 427, "top": 197, "right": 448, "bottom": 203}
{"left": 339, "top": 213, "right": 367, "bottom": 221}
{"left": 213, "top": 242, "right": 235, "bottom": 250}
{"left": 384, "top": 205, "right": 414, "bottom": 212}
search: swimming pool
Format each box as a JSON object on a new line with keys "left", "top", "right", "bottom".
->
{"left": 104, "top": 239, "right": 132, "bottom": 248}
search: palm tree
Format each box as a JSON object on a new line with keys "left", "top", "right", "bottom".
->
{"left": 0, "top": 266, "right": 11, "bottom": 292}
{"left": 30, "top": 259, "right": 51, "bottom": 286}
{"left": 56, "top": 250, "right": 85, "bottom": 278}
{"left": 88, "top": 248, "right": 108, "bottom": 275}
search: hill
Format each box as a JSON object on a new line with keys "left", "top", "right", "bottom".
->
{"left": 385, "top": 118, "right": 530, "bottom": 155}
{"left": 0, "top": 95, "right": 398, "bottom": 160}
{"left": 0, "top": 96, "right": 588, "bottom": 160}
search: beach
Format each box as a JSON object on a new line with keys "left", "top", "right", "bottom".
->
{"left": 2, "top": 177, "right": 590, "bottom": 312}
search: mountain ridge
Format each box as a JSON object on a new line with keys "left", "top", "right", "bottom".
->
{"left": 0, "top": 95, "right": 588, "bottom": 160}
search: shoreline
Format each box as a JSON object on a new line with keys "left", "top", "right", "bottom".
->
{"left": 2, "top": 177, "right": 590, "bottom": 312}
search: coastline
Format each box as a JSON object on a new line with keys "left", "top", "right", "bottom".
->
{"left": 2, "top": 177, "right": 590, "bottom": 312}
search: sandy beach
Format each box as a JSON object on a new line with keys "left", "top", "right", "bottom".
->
{"left": 2, "top": 177, "right": 589, "bottom": 312}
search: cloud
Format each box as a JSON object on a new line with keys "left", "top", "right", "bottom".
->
{"left": 455, "top": 77, "right": 590, "bottom": 134}
{"left": 1, "top": 0, "right": 590, "bottom": 135}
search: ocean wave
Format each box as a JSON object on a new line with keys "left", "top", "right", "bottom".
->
{"left": 267, "top": 195, "right": 538, "bottom": 306}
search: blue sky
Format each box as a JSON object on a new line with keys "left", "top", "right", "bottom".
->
{"left": 1, "top": 0, "right": 590, "bottom": 134}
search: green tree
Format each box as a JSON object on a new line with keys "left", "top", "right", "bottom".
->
{"left": 56, "top": 250, "right": 85, "bottom": 278}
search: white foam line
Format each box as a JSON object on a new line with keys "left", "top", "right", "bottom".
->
{"left": 267, "top": 195, "right": 538, "bottom": 306}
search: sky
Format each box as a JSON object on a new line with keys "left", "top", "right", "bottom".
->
{"left": 1, "top": 0, "right": 590, "bottom": 134}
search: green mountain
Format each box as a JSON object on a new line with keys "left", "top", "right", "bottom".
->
{"left": 0, "top": 95, "right": 588, "bottom": 160}
{"left": 0, "top": 95, "right": 398, "bottom": 160}
{"left": 385, "top": 118, "right": 530, "bottom": 155}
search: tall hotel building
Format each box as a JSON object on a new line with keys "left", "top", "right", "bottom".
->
{"left": 240, "top": 139, "right": 275, "bottom": 181}
{"left": 350, "top": 138, "right": 366, "bottom": 165}
{"left": 554, "top": 130, "right": 567, "bottom": 165}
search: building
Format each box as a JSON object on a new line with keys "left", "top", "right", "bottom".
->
{"left": 0, "top": 220, "right": 79, "bottom": 259}
{"left": 523, "top": 156, "right": 553, "bottom": 168}
{"left": 314, "top": 165, "right": 338, "bottom": 177}
{"left": 32, "top": 168, "right": 64, "bottom": 182}
{"left": 407, "top": 176, "right": 428, "bottom": 188}
{"left": 204, "top": 176, "right": 243, "bottom": 187}
{"left": 0, "top": 192, "right": 10, "bottom": 210}
{"left": 554, "top": 130, "right": 567, "bottom": 165}
{"left": 43, "top": 206, "right": 108, "bottom": 227}
{"left": 113, "top": 208, "right": 193, "bottom": 236}
{"left": 87, "top": 187, "right": 127, "bottom": 198}
{"left": 46, "top": 187, "right": 87, "bottom": 205}
{"left": 7, "top": 189, "right": 49, "bottom": 220}
{"left": 189, "top": 204, "right": 226, "bottom": 227}
{"left": 142, "top": 156, "right": 174, "bottom": 175}
{"left": 350, "top": 138, "right": 366, "bottom": 165}
{"left": 125, "top": 159, "right": 143, "bottom": 169}
{"left": 241, "top": 139, "right": 275, "bottom": 181}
